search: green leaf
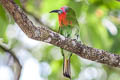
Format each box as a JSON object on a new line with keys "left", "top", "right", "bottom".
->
{"left": 14, "top": 0, "right": 22, "bottom": 7}
{"left": 0, "top": 5, "right": 9, "bottom": 43}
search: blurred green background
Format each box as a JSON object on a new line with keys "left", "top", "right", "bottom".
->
{"left": 0, "top": 0, "right": 120, "bottom": 80}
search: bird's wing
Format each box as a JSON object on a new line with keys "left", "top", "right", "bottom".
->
{"left": 70, "top": 25, "right": 80, "bottom": 41}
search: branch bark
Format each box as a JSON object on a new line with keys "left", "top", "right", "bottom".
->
{"left": 0, "top": 0, "right": 120, "bottom": 67}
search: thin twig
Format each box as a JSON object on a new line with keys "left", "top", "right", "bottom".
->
{"left": 20, "top": 0, "right": 50, "bottom": 28}
{"left": 0, "top": 43, "right": 22, "bottom": 80}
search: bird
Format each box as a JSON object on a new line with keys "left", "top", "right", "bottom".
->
{"left": 50, "top": 6, "right": 80, "bottom": 79}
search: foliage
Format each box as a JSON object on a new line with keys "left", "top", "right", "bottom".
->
{"left": 0, "top": 5, "right": 9, "bottom": 43}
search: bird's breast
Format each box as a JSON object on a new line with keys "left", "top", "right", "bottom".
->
{"left": 58, "top": 13, "right": 72, "bottom": 27}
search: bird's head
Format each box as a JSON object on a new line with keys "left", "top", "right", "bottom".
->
{"left": 50, "top": 6, "right": 77, "bottom": 27}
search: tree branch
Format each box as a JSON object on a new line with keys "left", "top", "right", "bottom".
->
{"left": 0, "top": 43, "right": 22, "bottom": 80}
{"left": 0, "top": 0, "right": 120, "bottom": 67}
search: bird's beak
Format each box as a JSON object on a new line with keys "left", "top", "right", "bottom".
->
{"left": 49, "top": 10, "right": 61, "bottom": 13}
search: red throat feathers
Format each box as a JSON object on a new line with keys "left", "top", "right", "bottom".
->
{"left": 58, "top": 7, "right": 72, "bottom": 27}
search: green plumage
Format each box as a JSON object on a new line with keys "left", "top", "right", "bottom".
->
{"left": 59, "top": 24, "right": 80, "bottom": 58}
{"left": 50, "top": 6, "right": 80, "bottom": 79}
{"left": 59, "top": 7, "right": 80, "bottom": 59}
{"left": 59, "top": 8, "right": 80, "bottom": 78}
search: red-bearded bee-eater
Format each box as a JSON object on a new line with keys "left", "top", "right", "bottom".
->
{"left": 50, "top": 6, "right": 80, "bottom": 79}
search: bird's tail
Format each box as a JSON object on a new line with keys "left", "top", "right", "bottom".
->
{"left": 63, "top": 57, "right": 71, "bottom": 79}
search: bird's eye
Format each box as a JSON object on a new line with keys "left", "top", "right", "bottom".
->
{"left": 65, "top": 8, "right": 68, "bottom": 12}
{"left": 59, "top": 10, "right": 63, "bottom": 14}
